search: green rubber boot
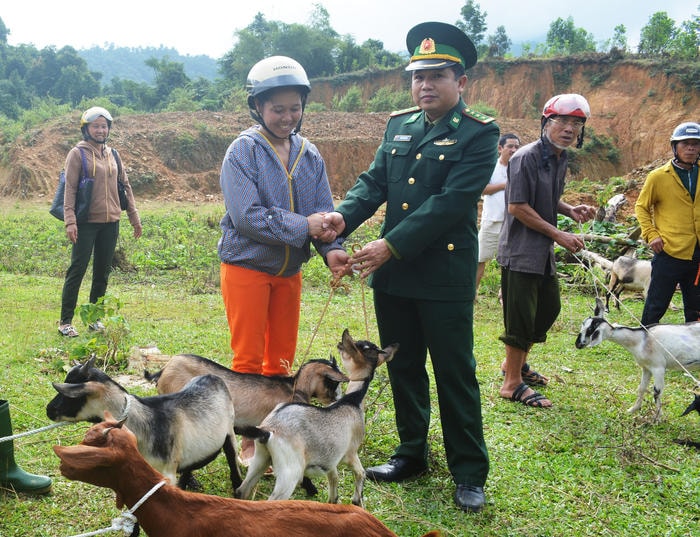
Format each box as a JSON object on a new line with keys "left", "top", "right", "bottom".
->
{"left": 0, "top": 400, "right": 52, "bottom": 494}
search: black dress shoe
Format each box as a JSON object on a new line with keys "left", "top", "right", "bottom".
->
{"left": 365, "top": 456, "right": 428, "bottom": 482}
{"left": 454, "top": 484, "right": 485, "bottom": 513}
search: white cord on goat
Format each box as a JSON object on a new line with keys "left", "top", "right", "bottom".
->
{"left": 572, "top": 225, "right": 700, "bottom": 389}
{"left": 66, "top": 479, "right": 167, "bottom": 537}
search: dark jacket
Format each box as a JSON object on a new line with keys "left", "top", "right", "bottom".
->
{"left": 337, "top": 100, "right": 499, "bottom": 301}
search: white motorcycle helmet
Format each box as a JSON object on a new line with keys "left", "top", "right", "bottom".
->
{"left": 246, "top": 56, "right": 311, "bottom": 136}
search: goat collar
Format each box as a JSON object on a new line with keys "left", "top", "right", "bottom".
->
{"left": 348, "top": 376, "right": 370, "bottom": 382}
{"left": 105, "top": 480, "right": 167, "bottom": 536}
{"left": 128, "top": 479, "right": 167, "bottom": 514}
{"left": 118, "top": 394, "right": 132, "bottom": 421}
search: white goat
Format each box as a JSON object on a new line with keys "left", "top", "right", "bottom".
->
{"left": 575, "top": 298, "right": 700, "bottom": 420}
{"left": 235, "top": 329, "right": 398, "bottom": 506}
{"left": 606, "top": 256, "right": 651, "bottom": 311}
{"left": 578, "top": 250, "right": 651, "bottom": 310}
{"left": 47, "top": 356, "right": 240, "bottom": 490}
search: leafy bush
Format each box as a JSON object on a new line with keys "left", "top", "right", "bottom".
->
{"left": 332, "top": 85, "right": 364, "bottom": 112}
{"left": 469, "top": 101, "right": 499, "bottom": 118}
{"left": 367, "top": 87, "right": 413, "bottom": 112}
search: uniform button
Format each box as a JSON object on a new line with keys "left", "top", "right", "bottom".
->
{"left": 408, "top": 178, "right": 415, "bottom": 185}
{"left": 402, "top": 202, "right": 409, "bottom": 210}
{"left": 391, "top": 148, "right": 397, "bottom": 155}
{"left": 416, "top": 153, "right": 422, "bottom": 160}
{"left": 447, "top": 243, "right": 454, "bottom": 251}
{"left": 439, "top": 154, "right": 445, "bottom": 161}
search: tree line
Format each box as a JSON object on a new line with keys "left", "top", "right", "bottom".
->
{"left": 0, "top": 3, "right": 697, "bottom": 128}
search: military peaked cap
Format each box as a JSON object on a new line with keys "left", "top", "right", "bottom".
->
{"left": 405, "top": 21, "right": 477, "bottom": 71}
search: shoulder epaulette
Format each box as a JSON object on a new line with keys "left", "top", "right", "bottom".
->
{"left": 462, "top": 107, "right": 496, "bottom": 124}
{"left": 390, "top": 106, "right": 421, "bottom": 117}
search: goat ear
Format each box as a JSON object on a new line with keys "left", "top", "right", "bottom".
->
{"left": 52, "top": 381, "right": 94, "bottom": 398}
{"left": 337, "top": 328, "right": 361, "bottom": 358}
{"left": 594, "top": 298, "right": 606, "bottom": 318}
{"left": 326, "top": 369, "right": 350, "bottom": 383}
{"left": 378, "top": 343, "right": 399, "bottom": 365}
{"left": 80, "top": 355, "right": 97, "bottom": 375}
{"left": 53, "top": 444, "right": 112, "bottom": 470}
{"left": 328, "top": 353, "right": 339, "bottom": 367}
{"left": 339, "top": 328, "right": 356, "bottom": 350}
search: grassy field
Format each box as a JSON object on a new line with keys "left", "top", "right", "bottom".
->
{"left": 0, "top": 202, "right": 698, "bottom": 537}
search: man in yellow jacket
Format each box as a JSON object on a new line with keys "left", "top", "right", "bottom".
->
{"left": 635, "top": 122, "right": 700, "bottom": 325}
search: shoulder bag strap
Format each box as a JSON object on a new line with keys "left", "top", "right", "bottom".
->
{"left": 111, "top": 148, "right": 122, "bottom": 180}
{"left": 76, "top": 147, "right": 90, "bottom": 182}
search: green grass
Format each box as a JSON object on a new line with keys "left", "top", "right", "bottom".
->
{"left": 0, "top": 202, "right": 698, "bottom": 537}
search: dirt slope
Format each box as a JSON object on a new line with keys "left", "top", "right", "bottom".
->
{"left": 0, "top": 57, "right": 695, "bottom": 207}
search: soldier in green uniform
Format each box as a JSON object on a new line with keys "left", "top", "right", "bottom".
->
{"left": 323, "top": 21, "right": 499, "bottom": 512}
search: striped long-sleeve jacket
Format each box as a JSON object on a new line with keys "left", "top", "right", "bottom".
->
{"left": 218, "top": 126, "right": 343, "bottom": 277}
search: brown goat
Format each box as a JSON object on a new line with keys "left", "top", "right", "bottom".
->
{"left": 146, "top": 354, "right": 348, "bottom": 430}
{"left": 53, "top": 419, "right": 442, "bottom": 537}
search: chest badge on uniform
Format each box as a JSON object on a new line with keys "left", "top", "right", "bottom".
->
{"left": 434, "top": 138, "right": 457, "bottom": 146}
{"left": 393, "top": 134, "right": 412, "bottom": 142}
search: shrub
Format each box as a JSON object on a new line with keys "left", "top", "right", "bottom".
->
{"left": 332, "top": 86, "right": 364, "bottom": 112}
{"left": 367, "top": 87, "right": 413, "bottom": 112}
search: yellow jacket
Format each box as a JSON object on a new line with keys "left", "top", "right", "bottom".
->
{"left": 635, "top": 160, "right": 700, "bottom": 260}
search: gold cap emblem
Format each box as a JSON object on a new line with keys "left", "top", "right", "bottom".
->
{"left": 419, "top": 38, "right": 436, "bottom": 55}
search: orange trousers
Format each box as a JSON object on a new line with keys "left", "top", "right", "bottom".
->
{"left": 220, "top": 262, "right": 302, "bottom": 376}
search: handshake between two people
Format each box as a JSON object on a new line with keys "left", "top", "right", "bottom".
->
{"left": 308, "top": 212, "right": 391, "bottom": 280}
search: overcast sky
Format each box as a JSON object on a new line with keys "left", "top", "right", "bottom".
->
{"left": 2, "top": 1, "right": 696, "bottom": 58}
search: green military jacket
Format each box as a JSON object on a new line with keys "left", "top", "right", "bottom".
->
{"left": 337, "top": 99, "right": 499, "bottom": 301}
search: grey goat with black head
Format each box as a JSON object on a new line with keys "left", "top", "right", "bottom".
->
{"left": 47, "top": 356, "right": 240, "bottom": 491}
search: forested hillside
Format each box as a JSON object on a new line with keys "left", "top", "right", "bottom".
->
{"left": 1, "top": 55, "right": 696, "bottom": 207}
{"left": 78, "top": 45, "right": 219, "bottom": 84}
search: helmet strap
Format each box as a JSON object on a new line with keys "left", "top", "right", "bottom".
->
{"left": 82, "top": 126, "right": 108, "bottom": 146}
{"left": 249, "top": 95, "right": 306, "bottom": 140}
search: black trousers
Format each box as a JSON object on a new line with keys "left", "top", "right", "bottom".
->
{"left": 60, "top": 221, "right": 119, "bottom": 324}
{"left": 373, "top": 290, "right": 489, "bottom": 486}
{"left": 641, "top": 249, "right": 700, "bottom": 325}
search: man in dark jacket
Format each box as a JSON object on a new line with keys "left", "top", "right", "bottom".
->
{"left": 323, "top": 22, "right": 498, "bottom": 513}
{"left": 497, "top": 94, "right": 596, "bottom": 408}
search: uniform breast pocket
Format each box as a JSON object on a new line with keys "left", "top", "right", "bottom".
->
{"left": 419, "top": 146, "right": 462, "bottom": 187}
{"left": 382, "top": 142, "right": 412, "bottom": 182}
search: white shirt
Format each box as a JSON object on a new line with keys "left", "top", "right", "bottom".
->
{"left": 481, "top": 161, "right": 508, "bottom": 223}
